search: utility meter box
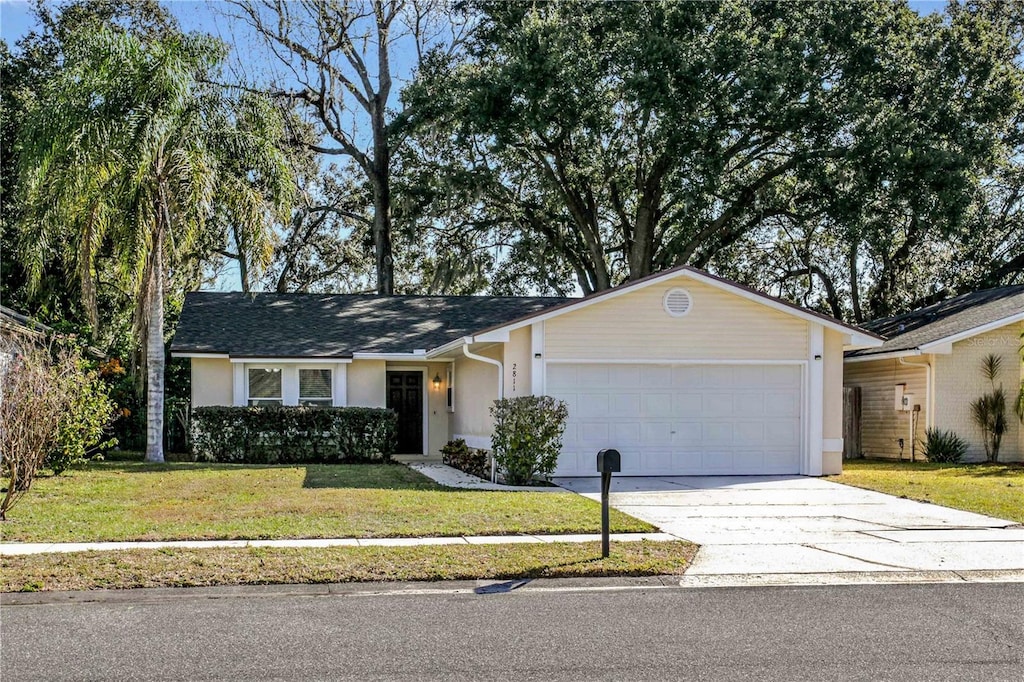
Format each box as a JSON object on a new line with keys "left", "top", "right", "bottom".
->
{"left": 894, "top": 384, "right": 912, "bottom": 412}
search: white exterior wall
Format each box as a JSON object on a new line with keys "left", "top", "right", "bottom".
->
{"left": 347, "top": 360, "right": 386, "bottom": 407}
{"left": 451, "top": 344, "right": 502, "bottom": 449}
{"left": 932, "top": 323, "right": 1023, "bottom": 462}
{"left": 191, "top": 357, "right": 233, "bottom": 407}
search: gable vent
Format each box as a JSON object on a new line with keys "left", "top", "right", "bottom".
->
{"left": 663, "top": 288, "right": 693, "bottom": 317}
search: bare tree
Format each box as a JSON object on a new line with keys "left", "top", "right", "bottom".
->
{"left": 229, "top": 0, "right": 466, "bottom": 295}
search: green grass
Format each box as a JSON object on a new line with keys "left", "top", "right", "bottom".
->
{"left": 0, "top": 461, "right": 654, "bottom": 542}
{"left": 0, "top": 541, "right": 695, "bottom": 592}
{"left": 829, "top": 459, "right": 1024, "bottom": 523}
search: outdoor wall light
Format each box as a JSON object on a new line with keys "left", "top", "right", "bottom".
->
{"left": 432, "top": 373, "right": 442, "bottom": 390}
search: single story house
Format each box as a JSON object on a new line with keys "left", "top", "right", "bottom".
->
{"left": 844, "top": 286, "right": 1024, "bottom": 462}
{"left": 171, "top": 266, "right": 882, "bottom": 477}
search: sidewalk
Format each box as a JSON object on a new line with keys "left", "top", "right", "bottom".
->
{"left": 0, "top": 532, "right": 678, "bottom": 556}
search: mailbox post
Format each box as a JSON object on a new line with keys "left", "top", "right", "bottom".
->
{"left": 596, "top": 449, "right": 621, "bottom": 558}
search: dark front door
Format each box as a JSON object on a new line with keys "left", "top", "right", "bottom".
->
{"left": 387, "top": 371, "right": 423, "bottom": 454}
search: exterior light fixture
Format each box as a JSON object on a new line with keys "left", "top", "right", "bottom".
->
{"left": 432, "top": 373, "right": 442, "bottom": 390}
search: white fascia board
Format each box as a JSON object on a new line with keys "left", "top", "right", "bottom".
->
{"left": 425, "top": 337, "right": 475, "bottom": 359}
{"left": 351, "top": 352, "right": 427, "bottom": 361}
{"left": 473, "top": 329, "right": 510, "bottom": 343}
{"left": 844, "top": 349, "right": 922, "bottom": 364}
{"left": 843, "top": 332, "right": 885, "bottom": 349}
{"left": 172, "top": 352, "right": 229, "bottom": 359}
{"left": 229, "top": 357, "right": 353, "bottom": 364}
{"left": 918, "top": 312, "right": 1024, "bottom": 352}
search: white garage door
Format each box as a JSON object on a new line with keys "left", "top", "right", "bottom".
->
{"left": 548, "top": 363, "right": 802, "bottom": 477}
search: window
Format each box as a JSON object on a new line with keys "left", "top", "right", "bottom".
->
{"left": 248, "top": 368, "right": 282, "bottom": 406}
{"left": 299, "top": 368, "right": 332, "bottom": 406}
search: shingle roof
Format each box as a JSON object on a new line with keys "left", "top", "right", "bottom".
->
{"left": 846, "top": 285, "right": 1024, "bottom": 358}
{"left": 170, "top": 292, "right": 570, "bottom": 357}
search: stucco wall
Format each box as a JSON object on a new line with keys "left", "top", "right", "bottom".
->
{"left": 544, "top": 274, "right": 809, "bottom": 361}
{"left": 451, "top": 344, "right": 502, "bottom": 447}
{"left": 191, "top": 357, "right": 232, "bottom": 407}
{"left": 844, "top": 357, "right": 928, "bottom": 460}
{"left": 348, "top": 360, "right": 386, "bottom": 407}
{"left": 822, "top": 329, "right": 845, "bottom": 474}
{"left": 504, "top": 327, "right": 532, "bottom": 398}
{"left": 932, "top": 323, "right": 1023, "bottom": 462}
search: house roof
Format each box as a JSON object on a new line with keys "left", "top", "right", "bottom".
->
{"left": 0, "top": 306, "right": 52, "bottom": 339}
{"left": 173, "top": 265, "right": 883, "bottom": 360}
{"left": 846, "top": 285, "right": 1024, "bottom": 359}
{"left": 170, "top": 292, "right": 569, "bottom": 358}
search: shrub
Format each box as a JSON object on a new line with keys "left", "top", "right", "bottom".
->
{"left": 46, "top": 351, "right": 117, "bottom": 474}
{"left": 920, "top": 428, "right": 968, "bottom": 463}
{"left": 1, "top": 335, "right": 115, "bottom": 519}
{"left": 190, "top": 406, "right": 397, "bottom": 464}
{"left": 490, "top": 395, "right": 568, "bottom": 486}
{"left": 970, "top": 354, "right": 1007, "bottom": 462}
{"left": 441, "top": 438, "right": 489, "bottom": 479}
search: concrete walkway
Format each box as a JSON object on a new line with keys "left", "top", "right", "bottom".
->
{"left": 0, "top": 533, "right": 676, "bottom": 556}
{"left": 406, "top": 462, "right": 561, "bottom": 491}
{"left": 556, "top": 475, "right": 1024, "bottom": 581}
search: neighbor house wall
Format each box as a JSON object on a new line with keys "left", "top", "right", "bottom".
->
{"left": 451, "top": 343, "right": 503, "bottom": 449}
{"left": 822, "top": 329, "right": 845, "bottom": 475}
{"left": 544, "top": 274, "right": 809, "bottom": 361}
{"left": 844, "top": 358, "right": 929, "bottom": 460}
{"left": 932, "top": 322, "right": 1023, "bottom": 462}
{"left": 191, "top": 357, "right": 233, "bottom": 407}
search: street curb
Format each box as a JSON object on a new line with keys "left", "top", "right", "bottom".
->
{"left": 3, "top": 569, "right": 1023, "bottom": 606}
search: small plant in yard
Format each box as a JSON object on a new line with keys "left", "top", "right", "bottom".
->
{"left": 440, "top": 439, "right": 489, "bottom": 479}
{"left": 970, "top": 353, "right": 1007, "bottom": 463}
{"left": 919, "top": 428, "right": 968, "bottom": 463}
{"left": 490, "top": 395, "right": 568, "bottom": 486}
{"left": 1, "top": 335, "right": 115, "bottom": 519}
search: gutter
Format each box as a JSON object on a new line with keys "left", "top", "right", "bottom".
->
{"left": 462, "top": 342, "right": 504, "bottom": 483}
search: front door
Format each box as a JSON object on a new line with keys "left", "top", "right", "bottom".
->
{"left": 387, "top": 371, "right": 423, "bottom": 454}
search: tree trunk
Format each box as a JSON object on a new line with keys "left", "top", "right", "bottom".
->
{"left": 372, "top": 96, "right": 395, "bottom": 295}
{"left": 145, "top": 237, "right": 165, "bottom": 464}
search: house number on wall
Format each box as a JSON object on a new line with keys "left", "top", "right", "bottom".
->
{"left": 511, "top": 363, "right": 517, "bottom": 393}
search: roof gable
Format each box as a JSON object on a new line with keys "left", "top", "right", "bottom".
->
{"left": 466, "top": 265, "right": 882, "bottom": 347}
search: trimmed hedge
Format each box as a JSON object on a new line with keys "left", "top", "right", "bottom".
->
{"left": 191, "top": 406, "right": 397, "bottom": 464}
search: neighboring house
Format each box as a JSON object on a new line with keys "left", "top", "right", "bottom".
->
{"left": 844, "top": 286, "right": 1024, "bottom": 462}
{"left": 0, "top": 306, "right": 52, "bottom": 374}
{"left": 170, "top": 265, "right": 881, "bottom": 477}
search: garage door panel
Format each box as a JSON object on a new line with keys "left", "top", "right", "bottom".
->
{"left": 642, "top": 422, "right": 673, "bottom": 445}
{"left": 577, "top": 393, "right": 610, "bottom": 418}
{"left": 702, "top": 393, "right": 735, "bottom": 417}
{"left": 640, "top": 365, "right": 671, "bottom": 387}
{"left": 673, "top": 393, "right": 702, "bottom": 416}
{"left": 764, "top": 391, "right": 801, "bottom": 417}
{"left": 611, "top": 393, "right": 641, "bottom": 417}
{"left": 642, "top": 393, "right": 674, "bottom": 418}
{"left": 548, "top": 363, "right": 802, "bottom": 476}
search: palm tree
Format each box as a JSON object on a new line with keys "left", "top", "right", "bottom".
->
{"left": 18, "top": 27, "right": 291, "bottom": 462}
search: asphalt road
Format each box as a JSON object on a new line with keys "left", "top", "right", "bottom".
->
{"left": 2, "top": 581, "right": 1022, "bottom": 681}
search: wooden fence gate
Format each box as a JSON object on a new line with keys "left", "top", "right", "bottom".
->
{"left": 843, "top": 386, "right": 862, "bottom": 459}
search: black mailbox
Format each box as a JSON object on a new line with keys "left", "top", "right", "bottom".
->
{"left": 597, "top": 449, "right": 621, "bottom": 473}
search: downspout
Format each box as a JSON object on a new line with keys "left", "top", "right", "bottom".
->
{"left": 462, "top": 343, "right": 503, "bottom": 483}
{"left": 899, "top": 356, "right": 933, "bottom": 460}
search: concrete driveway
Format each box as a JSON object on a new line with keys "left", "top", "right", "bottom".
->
{"left": 556, "top": 475, "right": 1024, "bottom": 583}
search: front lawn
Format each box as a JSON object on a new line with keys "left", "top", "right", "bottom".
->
{"left": 1, "top": 540, "right": 695, "bottom": 592}
{"left": 829, "top": 459, "right": 1024, "bottom": 523}
{"left": 0, "top": 462, "right": 654, "bottom": 542}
